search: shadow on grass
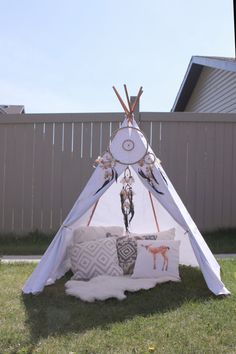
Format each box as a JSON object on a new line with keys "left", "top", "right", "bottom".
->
{"left": 22, "top": 266, "right": 215, "bottom": 349}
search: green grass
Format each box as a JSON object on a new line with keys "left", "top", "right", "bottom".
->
{"left": 1, "top": 228, "right": 236, "bottom": 256}
{"left": 0, "top": 260, "right": 236, "bottom": 354}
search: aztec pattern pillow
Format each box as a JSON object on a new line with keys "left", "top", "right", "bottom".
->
{"left": 70, "top": 238, "right": 123, "bottom": 280}
{"left": 132, "top": 240, "right": 181, "bottom": 281}
{"left": 116, "top": 234, "right": 157, "bottom": 275}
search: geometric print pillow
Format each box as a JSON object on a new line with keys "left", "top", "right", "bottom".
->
{"left": 116, "top": 238, "right": 137, "bottom": 275}
{"left": 70, "top": 238, "right": 123, "bottom": 280}
{"left": 116, "top": 234, "right": 157, "bottom": 275}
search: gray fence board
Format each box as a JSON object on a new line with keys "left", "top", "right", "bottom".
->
{"left": 62, "top": 123, "right": 75, "bottom": 221}
{"left": 13, "top": 124, "right": 25, "bottom": 232}
{"left": 41, "top": 123, "right": 53, "bottom": 232}
{"left": 231, "top": 124, "right": 236, "bottom": 226}
{"left": 4, "top": 125, "right": 15, "bottom": 231}
{"left": 204, "top": 123, "right": 215, "bottom": 229}
{"left": 213, "top": 123, "right": 225, "bottom": 229}
{"left": 52, "top": 123, "right": 63, "bottom": 229}
{"left": 185, "top": 124, "right": 195, "bottom": 223}
{"left": 196, "top": 124, "right": 207, "bottom": 229}
{"left": 32, "top": 124, "right": 44, "bottom": 231}
{"left": 222, "top": 124, "right": 233, "bottom": 228}
{"left": 0, "top": 125, "right": 6, "bottom": 230}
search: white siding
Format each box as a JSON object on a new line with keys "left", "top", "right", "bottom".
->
{"left": 185, "top": 67, "right": 236, "bottom": 112}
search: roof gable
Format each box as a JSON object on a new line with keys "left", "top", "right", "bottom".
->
{"left": 172, "top": 56, "right": 236, "bottom": 112}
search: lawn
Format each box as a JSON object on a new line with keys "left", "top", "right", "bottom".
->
{"left": 0, "top": 260, "right": 236, "bottom": 354}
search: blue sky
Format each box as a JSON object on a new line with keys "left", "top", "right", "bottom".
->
{"left": 0, "top": 0, "right": 234, "bottom": 113}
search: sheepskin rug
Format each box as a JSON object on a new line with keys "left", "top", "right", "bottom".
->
{"left": 65, "top": 275, "right": 166, "bottom": 302}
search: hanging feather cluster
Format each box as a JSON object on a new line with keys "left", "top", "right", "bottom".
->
{"left": 120, "top": 167, "right": 135, "bottom": 232}
{"left": 94, "top": 153, "right": 118, "bottom": 195}
{"left": 138, "top": 165, "right": 164, "bottom": 195}
{"left": 93, "top": 152, "right": 116, "bottom": 169}
{"left": 94, "top": 167, "right": 118, "bottom": 195}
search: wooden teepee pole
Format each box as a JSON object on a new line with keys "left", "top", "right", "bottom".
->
{"left": 112, "top": 86, "right": 130, "bottom": 115}
{"left": 87, "top": 199, "right": 99, "bottom": 226}
{"left": 148, "top": 191, "right": 160, "bottom": 233}
{"left": 124, "top": 84, "right": 132, "bottom": 112}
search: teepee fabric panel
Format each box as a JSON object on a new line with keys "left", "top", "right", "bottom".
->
{"left": 22, "top": 226, "right": 73, "bottom": 294}
{"left": 64, "top": 162, "right": 125, "bottom": 228}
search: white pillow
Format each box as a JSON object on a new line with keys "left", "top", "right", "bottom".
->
{"left": 129, "top": 228, "right": 175, "bottom": 241}
{"left": 129, "top": 233, "right": 158, "bottom": 240}
{"left": 132, "top": 240, "right": 180, "bottom": 282}
{"left": 72, "top": 226, "right": 123, "bottom": 244}
{"left": 156, "top": 228, "right": 175, "bottom": 240}
{"left": 70, "top": 238, "right": 123, "bottom": 280}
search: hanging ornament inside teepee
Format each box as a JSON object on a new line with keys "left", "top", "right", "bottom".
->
{"left": 93, "top": 152, "right": 118, "bottom": 195}
{"left": 120, "top": 167, "right": 135, "bottom": 232}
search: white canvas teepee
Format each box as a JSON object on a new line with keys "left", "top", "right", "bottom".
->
{"left": 22, "top": 86, "right": 230, "bottom": 296}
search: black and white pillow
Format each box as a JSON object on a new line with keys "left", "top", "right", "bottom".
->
{"left": 116, "top": 234, "right": 157, "bottom": 275}
{"left": 116, "top": 238, "right": 137, "bottom": 275}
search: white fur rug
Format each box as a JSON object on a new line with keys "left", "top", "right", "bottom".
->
{"left": 65, "top": 275, "right": 171, "bottom": 302}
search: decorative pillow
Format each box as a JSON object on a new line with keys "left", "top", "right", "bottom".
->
{"left": 130, "top": 228, "right": 175, "bottom": 241}
{"left": 116, "top": 234, "right": 157, "bottom": 275}
{"left": 130, "top": 233, "right": 158, "bottom": 240}
{"left": 156, "top": 228, "right": 176, "bottom": 240}
{"left": 70, "top": 238, "right": 123, "bottom": 280}
{"left": 132, "top": 240, "right": 180, "bottom": 281}
{"left": 106, "top": 232, "right": 123, "bottom": 238}
{"left": 72, "top": 226, "right": 123, "bottom": 244}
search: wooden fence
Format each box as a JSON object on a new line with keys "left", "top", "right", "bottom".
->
{"left": 0, "top": 111, "right": 236, "bottom": 233}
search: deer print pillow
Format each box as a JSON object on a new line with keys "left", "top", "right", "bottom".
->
{"left": 132, "top": 240, "right": 181, "bottom": 282}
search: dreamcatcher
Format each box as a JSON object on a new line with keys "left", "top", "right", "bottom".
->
{"left": 137, "top": 152, "right": 165, "bottom": 195}
{"left": 93, "top": 152, "right": 118, "bottom": 195}
{"left": 92, "top": 86, "right": 167, "bottom": 224}
{"left": 120, "top": 167, "right": 135, "bottom": 232}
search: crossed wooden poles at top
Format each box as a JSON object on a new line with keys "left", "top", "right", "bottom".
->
{"left": 112, "top": 85, "right": 143, "bottom": 122}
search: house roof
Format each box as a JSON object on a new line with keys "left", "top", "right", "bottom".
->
{"left": 0, "top": 105, "right": 25, "bottom": 114}
{"left": 171, "top": 56, "right": 236, "bottom": 112}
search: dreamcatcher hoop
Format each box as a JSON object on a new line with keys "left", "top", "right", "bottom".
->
{"left": 108, "top": 126, "right": 149, "bottom": 165}
{"left": 143, "top": 152, "right": 156, "bottom": 165}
